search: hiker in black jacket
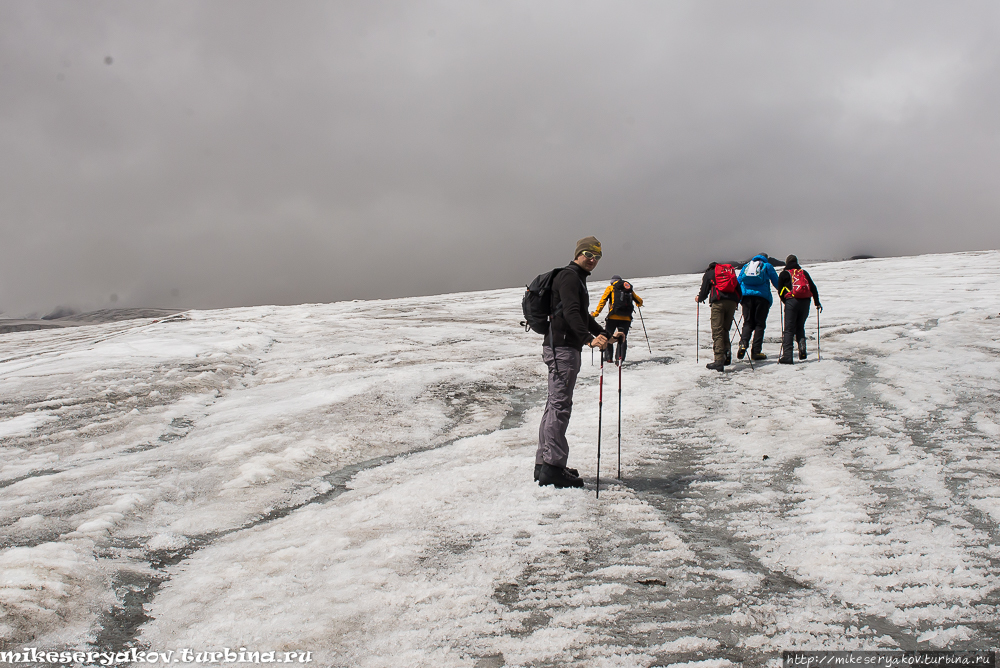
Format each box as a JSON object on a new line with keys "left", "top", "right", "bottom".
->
{"left": 777, "top": 254, "right": 821, "bottom": 364}
{"left": 696, "top": 262, "right": 741, "bottom": 371}
{"left": 535, "top": 236, "right": 618, "bottom": 489}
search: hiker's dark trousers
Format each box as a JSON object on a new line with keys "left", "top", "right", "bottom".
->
{"left": 603, "top": 319, "right": 631, "bottom": 363}
{"left": 711, "top": 300, "right": 738, "bottom": 364}
{"left": 781, "top": 298, "right": 811, "bottom": 362}
{"left": 739, "top": 296, "right": 771, "bottom": 355}
{"left": 537, "top": 346, "right": 582, "bottom": 468}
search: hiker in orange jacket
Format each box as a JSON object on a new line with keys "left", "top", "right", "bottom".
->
{"left": 591, "top": 275, "right": 643, "bottom": 364}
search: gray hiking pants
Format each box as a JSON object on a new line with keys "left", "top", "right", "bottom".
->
{"left": 536, "top": 346, "right": 582, "bottom": 468}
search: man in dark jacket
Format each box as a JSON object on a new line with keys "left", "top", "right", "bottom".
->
{"left": 697, "top": 262, "right": 741, "bottom": 372}
{"left": 777, "top": 254, "right": 821, "bottom": 364}
{"left": 535, "top": 236, "right": 615, "bottom": 489}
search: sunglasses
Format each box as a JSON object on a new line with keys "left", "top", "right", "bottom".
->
{"left": 582, "top": 251, "right": 602, "bottom": 260}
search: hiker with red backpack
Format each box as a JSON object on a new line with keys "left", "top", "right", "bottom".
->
{"left": 777, "top": 254, "right": 822, "bottom": 364}
{"left": 591, "top": 275, "right": 643, "bottom": 364}
{"left": 696, "top": 262, "right": 742, "bottom": 372}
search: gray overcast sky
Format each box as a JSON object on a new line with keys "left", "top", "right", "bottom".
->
{"left": 2, "top": 1, "right": 998, "bottom": 316}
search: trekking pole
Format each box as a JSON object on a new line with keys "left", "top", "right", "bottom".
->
{"left": 696, "top": 302, "right": 700, "bottom": 363}
{"left": 732, "top": 312, "right": 752, "bottom": 370}
{"left": 817, "top": 308, "right": 821, "bottom": 361}
{"left": 636, "top": 306, "right": 652, "bottom": 354}
{"left": 596, "top": 352, "right": 605, "bottom": 499}
{"left": 729, "top": 313, "right": 738, "bottom": 362}
{"left": 617, "top": 344, "right": 623, "bottom": 480}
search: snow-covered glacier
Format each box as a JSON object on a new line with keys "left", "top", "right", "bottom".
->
{"left": 1, "top": 251, "right": 998, "bottom": 665}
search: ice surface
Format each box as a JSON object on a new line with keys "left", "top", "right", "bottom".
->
{"left": 0, "top": 251, "right": 998, "bottom": 665}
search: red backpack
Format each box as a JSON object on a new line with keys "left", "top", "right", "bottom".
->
{"left": 789, "top": 269, "right": 812, "bottom": 298}
{"left": 714, "top": 264, "right": 739, "bottom": 294}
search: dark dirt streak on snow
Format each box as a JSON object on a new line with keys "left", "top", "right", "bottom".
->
{"left": 807, "top": 356, "right": 937, "bottom": 646}
{"left": 0, "top": 387, "right": 235, "bottom": 552}
{"left": 814, "top": 353, "right": 999, "bottom": 649}
{"left": 0, "top": 469, "right": 63, "bottom": 492}
{"left": 900, "top": 397, "right": 1000, "bottom": 645}
{"left": 493, "top": 552, "right": 673, "bottom": 665}
{"left": 582, "top": 358, "right": 955, "bottom": 661}
{"left": 87, "top": 382, "right": 546, "bottom": 656}
{"left": 482, "top": 364, "right": 820, "bottom": 667}
{"left": 903, "top": 409, "right": 1000, "bottom": 648}
{"left": 617, "top": 379, "right": 820, "bottom": 666}
{"left": 482, "top": 516, "right": 714, "bottom": 666}
{"left": 0, "top": 359, "right": 250, "bottom": 499}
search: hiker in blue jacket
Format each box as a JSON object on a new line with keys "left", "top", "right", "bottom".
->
{"left": 736, "top": 253, "right": 780, "bottom": 361}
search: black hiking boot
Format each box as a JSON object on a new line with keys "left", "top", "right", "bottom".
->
{"left": 725, "top": 351, "right": 732, "bottom": 365}
{"left": 538, "top": 464, "right": 584, "bottom": 488}
{"left": 798, "top": 340, "right": 807, "bottom": 360}
{"left": 736, "top": 345, "right": 747, "bottom": 360}
{"left": 751, "top": 352, "right": 767, "bottom": 361}
{"left": 534, "top": 464, "right": 578, "bottom": 481}
{"left": 705, "top": 361, "right": 725, "bottom": 372}
{"left": 778, "top": 358, "right": 793, "bottom": 365}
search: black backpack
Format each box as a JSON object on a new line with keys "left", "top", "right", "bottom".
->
{"left": 521, "top": 267, "right": 566, "bottom": 334}
{"left": 609, "top": 279, "right": 635, "bottom": 318}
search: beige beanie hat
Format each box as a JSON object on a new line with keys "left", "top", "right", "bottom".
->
{"left": 574, "top": 236, "right": 602, "bottom": 259}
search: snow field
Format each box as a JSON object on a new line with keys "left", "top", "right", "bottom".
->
{"left": 0, "top": 251, "right": 998, "bottom": 664}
